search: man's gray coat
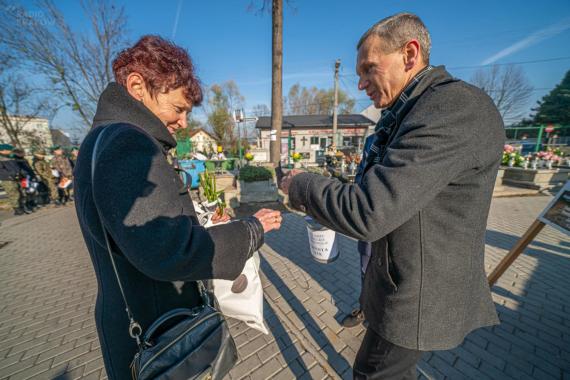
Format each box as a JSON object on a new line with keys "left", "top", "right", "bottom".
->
{"left": 289, "top": 66, "right": 504, "bottom": 351}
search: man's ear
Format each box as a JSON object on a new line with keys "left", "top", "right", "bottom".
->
{"left": 126, "top": 72, "right": 147, "bottom": 101}
{"left": 403, "top": 39, "right": 421, "bottom": 71}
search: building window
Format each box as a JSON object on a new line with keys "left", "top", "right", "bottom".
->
{"left": 310, "top": 137, "right": 319, "bottom": 145}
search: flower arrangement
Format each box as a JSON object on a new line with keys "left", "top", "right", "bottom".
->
{"left": 291, "top": 152, "right": 302, "bottom": 162}
{"left": 536, "top": 149, "right": 562, "bottom": 163}
{"left": 532, "top": 148, "right": 564, "bottom": 169}
{"left": 244, "top": 152, "right": 254, "bottom": 162}
{"left": 502, "top": 145, "right": 524, "bottom": 167}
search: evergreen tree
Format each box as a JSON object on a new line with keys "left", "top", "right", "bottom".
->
{"left": 533, "top": 70, "right": 570, "bottom": 125}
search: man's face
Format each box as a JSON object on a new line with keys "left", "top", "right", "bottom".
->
{"left": 0, "top": 150, "right": 11, "bottom": 156}
{"left": 54, "top": 149, "right": 63, "bottom": 156}
{"left": 143, "top": 87, "right": 192, "bottom": 135}
{"left": 356, "top": 35, "right": 408, "bottom": 109}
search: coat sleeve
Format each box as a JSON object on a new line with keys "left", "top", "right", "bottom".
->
{"left": 288, "top": 85, "right": 502, "bottom": 242}
{"left": 92, "top": 126, "right": 264, "bottom": 282}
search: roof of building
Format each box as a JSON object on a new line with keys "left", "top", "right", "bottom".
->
{"left": 255, "top": 114, "right": 375, "bottom": 129}
{"left": 188, "top": 128, "right": 216, "bottom": 139}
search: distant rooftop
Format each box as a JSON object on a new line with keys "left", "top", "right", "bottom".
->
{"left": 255, "top": 114, "right": 374, "bottom": 129}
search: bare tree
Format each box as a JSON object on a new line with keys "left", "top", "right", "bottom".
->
{"left": 470, "top": 64, "right": 533, "bottom": 123}
{"left": 251, "top": 104, "right": 270, "bottom": 117}
{"left": 0, "top": 0, "right": 128, "bottom": 129}
{"left": 0, "top": 55, "right": 57, "bottom": 148}
{"left": 285, "top": 83, "right": 355, "bottom": 115}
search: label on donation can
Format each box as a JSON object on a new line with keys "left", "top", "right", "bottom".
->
{"left": 305, "top": 216, "right": 339, "bottom": 263}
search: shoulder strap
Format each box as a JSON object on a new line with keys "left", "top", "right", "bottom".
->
{"left": 91, "top": 127, "right": 143, "bottom": 346}
{"left": 90, "top": 127, "right": 212, "bottom": 346}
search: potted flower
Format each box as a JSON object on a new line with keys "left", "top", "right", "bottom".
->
{"left": 199, "top": 170, "right": 224, "bottom": 213}
{"left": 236, "top": 165, "right": 278, "bottom": 203}
{"left": 244, "top": 152, "right": 254, "bottom": 165}
{"left": 291, "top": 152, "right": 302, "bottom": 168}
{"left": 501, "top": 145, "right": 523, "bottom": 167}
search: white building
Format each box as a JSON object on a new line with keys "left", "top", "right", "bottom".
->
{"left": 255, "top": 114, "right": 375, "bottom": 164}
{"left": 188, "top": 128, "right": 217, "bottom": 153}
{"left": 0, "top": 116, "right": 53, "bottom": 152}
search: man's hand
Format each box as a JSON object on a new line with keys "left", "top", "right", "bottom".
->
{"left": 278, "top": 169, "right": 304, "bottom": 195}
{"left": 253, "top": 208, "right": 282, "bottom": 233}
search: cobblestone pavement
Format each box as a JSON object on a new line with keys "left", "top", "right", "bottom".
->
{"left": 0, "top": 195, "right": 569, "bottom": 379}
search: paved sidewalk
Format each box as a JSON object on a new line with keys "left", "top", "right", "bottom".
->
{"left": 0, "top": 196, "right": 569, "bottom": 379}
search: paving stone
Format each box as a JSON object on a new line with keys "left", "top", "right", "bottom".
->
{"left": 1, "top": 197, "right": 569, "bottom": 379}
{"left": 229, "top": 353, "right": 262, "bottom": 380}
{"left": 249, "top": 357, "right": 283, "bottom": 379}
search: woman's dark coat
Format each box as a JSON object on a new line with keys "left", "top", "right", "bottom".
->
{"left": 74, "top": 83, "right": 264, "bottom": 379}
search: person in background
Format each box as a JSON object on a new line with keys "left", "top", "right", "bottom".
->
{"left": 67, "top": 147, "right": 79, "bottom": 200}
{"left": 50, "top": 145, "right": 73, "bottom": 205}
{"left": 12, "top": 148, "right": 38, "bottom": 213}
{"left": 0, "top": 144, "right": 24, "bottom": 215}
{"left": 73, "top": 35, "right": 282, "bottom": 379}
{"left": 33, "top": 148, "right": 57, "bottom": 206}
{"left": 280, "top": 13, "right": 504, "bottom": 379}
{"left": 69, "top": 147, "right": 79, "bottom": 169}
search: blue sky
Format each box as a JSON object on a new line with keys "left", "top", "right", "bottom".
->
{"left": 20, "top": 0, "right": 570, "bottom": 136}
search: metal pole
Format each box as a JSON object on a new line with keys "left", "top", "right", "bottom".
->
{"left": 332, "top": 59, "right": 341, "bottom": 149}
{"left": 238, "top": 108, "right": 244, "bottom": 164}
{"left": 237, "top": 120, "right": 241, "bottom": 165}
{"left": 535, "top": 125, "right": 544, "bottom": 153}
{"left": 288, "top": 129, "right": 292, "bottom": 167}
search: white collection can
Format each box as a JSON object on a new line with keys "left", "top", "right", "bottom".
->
{"left": 305, "top": 216, "right": 339, "bottom": 263}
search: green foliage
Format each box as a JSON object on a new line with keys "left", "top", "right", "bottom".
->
{"left": 199, "top": 170, "right": 224, "bottom": 203}
{"left": 238, "top": 165, "right": 274, "bottom": 182}
{"left": 533, "top": 70, "right": 570, "bottom": 125}
{"left": 206, "top": 81, "right": 244, "bottom": 145}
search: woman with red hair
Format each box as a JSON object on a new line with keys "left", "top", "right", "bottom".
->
{"left": 73, "top": 35, "right": 282, "bottom": 379}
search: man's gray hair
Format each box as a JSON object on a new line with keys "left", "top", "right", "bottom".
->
{"left": 357, "top": 13, "right": 431, "bottom": 64}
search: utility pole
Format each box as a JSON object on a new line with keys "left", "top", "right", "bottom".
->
{"left": 270, "top": 0, "right": 283, "bottom": 166}
{"left": 332, "top": 59, "right": 341, "bottom": 150}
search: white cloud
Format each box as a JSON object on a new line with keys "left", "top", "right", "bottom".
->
{"left": 482, "top": 18, "right": 570, "bottom": 65}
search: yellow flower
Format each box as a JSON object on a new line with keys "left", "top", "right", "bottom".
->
{"left": 217, "top": 146, "right": 223, "bottom": 153}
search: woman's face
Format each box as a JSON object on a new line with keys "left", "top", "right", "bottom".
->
{"left": 142, "top": 87, "right": 192, "bottom": 135}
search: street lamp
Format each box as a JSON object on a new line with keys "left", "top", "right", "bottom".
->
{"left": 233, "top": 108, "right": 245, "bottom": 165}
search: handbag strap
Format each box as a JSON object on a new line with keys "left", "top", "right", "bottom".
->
{"left": 90, "top": 127, "right": 212, "bottom": 347}
{"left": 91, "top": 127, "right": 143, "bottom": 347}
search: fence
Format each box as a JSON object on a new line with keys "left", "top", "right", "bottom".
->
{"left": 505, "top": 125, "right": 570, "bottom": 155}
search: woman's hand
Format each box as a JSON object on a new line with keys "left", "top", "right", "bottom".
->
{"left": 253, "top": 208, "right": 282, "bottom": 233}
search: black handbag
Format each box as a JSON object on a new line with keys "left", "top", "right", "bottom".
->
{"left": 91, "top": 127, "right": 238, "bottom": 380}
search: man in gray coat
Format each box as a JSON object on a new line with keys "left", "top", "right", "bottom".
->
{"left": 281, "top": 13, "right": 504, "bottom": 379}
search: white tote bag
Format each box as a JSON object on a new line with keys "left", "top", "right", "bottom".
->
{"left": 212, "top": 251, "right": 268, "bottom": 334}
{"left": 194, "top": 201, "right": 269, "bottom": 334}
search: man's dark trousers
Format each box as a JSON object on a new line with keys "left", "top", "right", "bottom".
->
{"left": 354, "top": 328, "right": 423, "bottom": 380}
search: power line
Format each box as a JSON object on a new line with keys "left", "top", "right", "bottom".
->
{"left": 340, "top": 56, "right": 570, "bottom": 78}
{"left": 449, "top": 56, "right": 570, "bottom": 71}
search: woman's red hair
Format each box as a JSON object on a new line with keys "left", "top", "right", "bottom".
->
{"left": 112, "top": 35, "right": 203, "bottom": 105}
